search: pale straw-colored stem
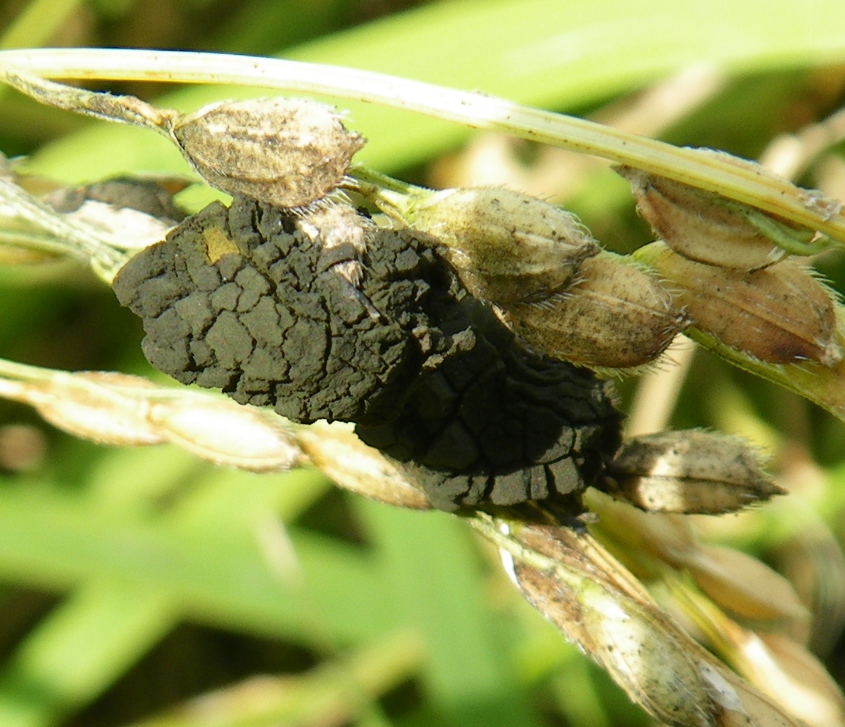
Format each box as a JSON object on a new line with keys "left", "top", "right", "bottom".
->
{"left": 0, "top": 47, "right": 843, "bottom": 242}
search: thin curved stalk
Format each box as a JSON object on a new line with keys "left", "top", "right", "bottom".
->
{"left": 0, "top": 47, "right": 843, "bottom": 243}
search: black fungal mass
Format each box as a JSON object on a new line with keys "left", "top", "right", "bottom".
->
{"left": 112, "top": 196, "right": 623, "bottom": 511}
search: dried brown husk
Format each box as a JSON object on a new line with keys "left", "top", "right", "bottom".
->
{"left": 506, "top": 525, "right": 716, "bottom": 727}
{"left": 684, "top": 544, "right": 809, "bottom": 625}
{"left": 606, "top": 430, "right": 783, "bottom": 514}
{"left": 498, "top": 253, "right": 685, "bottom": 369}
{"left": 401, "top": 186, "right": 600, "bottom": 303}
{"left": 296, "top": 422, "right": 431, "bottom": 510}
{"left": 495, "top": 521, "right": 804, "bottom": 726}
{"left": 645, "top": 243, "right": 842, "bottom": 366}
{"left": 0, "top": 368, "right": 307, "bottom": 472}
{"left": 617, "top": 166, "right": 788, "bottom": 271}
{"left": 674, "top": 582, "right": 841, "bottom": 727}
{"left": 700, "top": 661, "right": 808, "bottom": 727}
{"left": 171, "top": 98, "right": 365, "bottom": 208}
{"left": 575, "top": 579, "right": 715, "bottom": 726}
{"left": 148, "top": 396, "right": 302, "bottom": 472}
{"left": 28, "top": 371, "right": 162, "bottom": 446}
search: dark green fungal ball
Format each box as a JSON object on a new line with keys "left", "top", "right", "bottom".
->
{"left": 355, "top": 279, "right": 622, "bottom": 511}
{"left": 112, "top": 196, "right": 623, "bottom": 513}
{"left": 111, "top": 196, "right": 432, "bottom": 424}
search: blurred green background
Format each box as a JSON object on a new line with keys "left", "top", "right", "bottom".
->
{"left": 1, "top": 1, "right": 845, "bottom": 725}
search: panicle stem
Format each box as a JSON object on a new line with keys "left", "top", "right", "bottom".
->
{"left": 0, "top": 47, "right": 842, "bottom": 244}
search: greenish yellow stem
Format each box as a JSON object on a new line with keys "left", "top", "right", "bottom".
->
{"left": 0, "top": 48, "right": 842, "bottom": 244}
{"left": 345, "top": 166, "right": 427, "bottom": 221}
{"left": 739, "top": 203, "right": 836, "bottom": 256}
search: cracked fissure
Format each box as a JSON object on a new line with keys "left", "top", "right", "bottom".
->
{"left": 112, "top": 196, "right": 622, "bottom": 512}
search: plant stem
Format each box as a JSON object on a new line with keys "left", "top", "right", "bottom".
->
{"left": 0, "top": 48, "right": 842, "bottom": 243}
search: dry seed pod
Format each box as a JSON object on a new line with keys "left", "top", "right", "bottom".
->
{"left": 685, "top": 544, "right": 808, "bottom": 624}
{"left": 16, "top": 369, "right": 305, "bottom": 471}
{"left": 617, "top": 166, "right": 787, "bottom": 271}
{"left": 498, "top": 523, "right": 807, "bottom": 726}
{"left": 753, "top": 632, "right": 845, "bottom": 727}
{"left": 698, "top": 660, "right": 806, "bottom": 727}
{"left": 44, "top": 176, "right": 189, "bottom": 225}
{"left": 170, "top": 98, "right": 365, "bottom": 208}
{"left": 498, "top": 253, "right": 685, "bottom": 369}
{"left": 606, "top": 430, "right": 783, "bottom": 514}
{"left": 646, "top": 243, "right": 842, "bottom": 366}
{"left": 23, "top": 371, "right": 163, "bottom": 446}
{"left": 575, "top": 582, "right": 716, "bottom": 727}
{"left": 52, "top": 203, "right": 176, "bottom": 252}
{"left": 505, "top": 524, "right": 714, "bottom": 727}
{"left": 148, "top": 396, "right": 303, "bottom": 472}
{"left": 399, "top": 187, "right": 600, "bottom": 303}
{"left": 296, "top": 421, "right": 431, "bottom": 509}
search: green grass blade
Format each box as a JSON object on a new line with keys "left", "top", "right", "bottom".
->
{"left": 356, "top": 500, "right": 544, "bottom": 727}
{"left": 0, "top": 585, "right": 173, "bottom": 727}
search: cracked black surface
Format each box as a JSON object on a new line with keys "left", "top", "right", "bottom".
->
{"left": 112, "top": 196, "right": 623, "bottom": 511}
{"left": 113, "top": 196, "right": 428, "bottom": 425}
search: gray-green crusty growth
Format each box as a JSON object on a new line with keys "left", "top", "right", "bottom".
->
{"left": 111, "top": 197, "right": 426, "bottom": 425}
{"left": 111, "top": 196, "right": 622, "bottom": 512}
